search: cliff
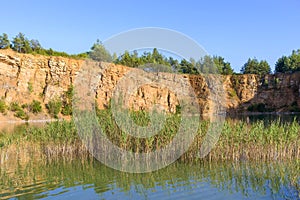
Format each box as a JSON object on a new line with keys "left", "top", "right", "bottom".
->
{"left": 0, "top": 49, "right": 299, "bottom": 120}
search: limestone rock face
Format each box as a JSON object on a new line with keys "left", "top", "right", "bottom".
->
{"left": 0, "top": 49, "right": 299, "bottom": 120}
{"left": 0, "top": 50, "right": 81, "bottom": 107}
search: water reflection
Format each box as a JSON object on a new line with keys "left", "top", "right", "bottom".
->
{"left": 0, "top": 159, "right": 299, "bottom": 199}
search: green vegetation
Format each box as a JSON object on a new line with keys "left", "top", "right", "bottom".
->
{"left": 114, "top": 49, "right": 234, "bottom": 75}
{"left": 2, "top": 32, "right": 300, "bottom": 75}
{"left": 61, "top": 86, "right": 74, "bottom": 116}
{"left": 0, "top": 33, "right": 10, "bottom": 49}
{"left": 89, "top": 39, "right": 112, "bottom": 62}
{"left": 0, "top": 114, "right": 299, "bottom": 161}
{"left": 9, "top": 102, "right": 29, "bottom": 120}
{"left": 95, "top": 108, "right": 299, "bottom": 161}
{"left": 0, "top": 32, "right": 88, "bottom": 59}
{"left": 0, "top": 99, "right": 7, "bottom": 114}
{"left": 46, "top": 99, "right": 62, "bottom": 118}
{"left": 275, "top": 49, "right": 300, "bottom": 73}
{"left": 29, "top": 100, "right": 42, "bottom": 114}
{"left": 241, "top": 58, "right": 271, "bottom": 75}
{"left": 27, "top": 82, "right": 33, "bottom": 93}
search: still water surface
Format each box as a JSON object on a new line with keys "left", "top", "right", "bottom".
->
{"left": 0, "top": 159, "right": 299, "bottom": 199}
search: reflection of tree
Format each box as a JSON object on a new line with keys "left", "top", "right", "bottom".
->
{"left": 0, "top": 159, "right": 299, "bottom": 199}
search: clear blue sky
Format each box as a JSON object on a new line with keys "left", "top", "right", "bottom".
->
{"left": 2, "top": 0, "right": 300, "bottom": 72}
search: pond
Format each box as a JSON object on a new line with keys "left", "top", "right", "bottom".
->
{"left": 0, "top": 114, "right": 299, "bottom": 199}
{"left": 0, "top": 158, "right": 299, "bottom": 199}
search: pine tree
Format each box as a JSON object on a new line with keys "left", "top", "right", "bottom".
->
{"left": 0, "top": 33, "right": 10, "bottom": 49}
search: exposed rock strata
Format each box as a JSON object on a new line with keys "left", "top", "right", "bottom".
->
{"left": 0, "top": 50, "right": 299, "bottom": 120}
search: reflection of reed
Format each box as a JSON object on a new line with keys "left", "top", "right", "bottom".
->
{"left": 0, "top": 159, "right": 299, "bottom": 199}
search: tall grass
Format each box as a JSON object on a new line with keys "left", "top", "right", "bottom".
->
{"left": 0, "top": 109, "right": 299, "bottom": 162}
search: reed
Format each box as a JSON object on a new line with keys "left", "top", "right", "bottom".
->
{"left": 0, "top": 109, "right": 299, "bottom": 162}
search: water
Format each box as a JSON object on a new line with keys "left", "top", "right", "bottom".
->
{"left": 0, "top": 158, "right": 299, "bottom": 200}
{"left": 0, "top": 114, "right": 299, "bottom": 199}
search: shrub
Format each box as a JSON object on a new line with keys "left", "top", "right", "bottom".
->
{"left": 10, "top": 102, "right": 21, "bottom": 111}
{"left": 28, "top": 82, "right": 33, "bottom": 93}
{"left": 10, "top": 102, "right": 29, "bottom": 120}
{"left": 0, "top": 99, "right": 7, "bottom": 113}
{"left": 61, "top": 104, "right": 72, "bottom": 116}
{"left": 61, "top": 86, "right": 73, "bottom": 116}
{"left": 14, "top": 109, "right": 29, "bottom": 120}
{"left": 30, "top": 100, "right": 42, "bottom": 114}
{"left": 46, "top": 99, "right": 62, "bottom": 118}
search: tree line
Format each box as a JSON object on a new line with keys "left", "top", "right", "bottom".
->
{"left": 0, "top": 32, "right": 299, "bottom": 75}
{"left": 0, "top": 32, "right": 88, "bottom": 59}
{"left": 84, "top": 39, "right": 300, "bottom": 75}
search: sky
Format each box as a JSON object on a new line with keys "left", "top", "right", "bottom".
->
{"left": 1, "top": 0, "right": 300, "bottom": 72}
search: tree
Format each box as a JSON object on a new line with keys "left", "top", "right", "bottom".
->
{"left": 116, "top": 50, "right": 132, "bottom": 66}
{"left": 89, "top": 39, "right": 112, "bottom": 62}
{"left": 212, "top": 56, "right": 233, "bottom": 75}
{"left": 275, "top": 50, "right": 300, "bottom": 73}
{"left": 222, "top": 62, "right": 234, "bottom": 75}
{"left": 30, "top": 39, "right": 42, "bottom": 51}
{"left": 275, "top": 56, "right": 290, "bottom": 73}
{"left": 258, "top": 60, "right": 271, "bottom": 75}
{"left": 178, "top": 59, "right": 198, "bottom": 74}
{"left": 241, "top": 58, "right": 270, "bottom": 75}
{"left": 152, "top": 48, "right": 164, "bottom": 64}
{"left": 0, "top": 33, "right": 10, "bottom": 49}
{"left": 12, "top": 32, "right": 32, "bottom": 53}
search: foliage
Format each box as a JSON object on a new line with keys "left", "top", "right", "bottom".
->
{"left": 12, "top": 32, "right": 32, "bottom": 53}
{"left": 3, "top": 32, "right": 300, "bottom": 76}
{"left": 241, "top": 58, "right": 271, "bottom": 75}
{"left": 28, "top": 82, "right": 33, "bottom": 93}
{"left": 0, "top": 32, "right": 88, "bottom": 59}
{"left": 114, "top": 49, "right": 233, "bottom": 75}
{"left": 9, "top": 102, "right": 29, "bottom": 120}
{"left": 29, "top": 100, "right": 42, "bottom": 114}
{"left": 0, "top": 99, "right": 7, "bottom": 113}
{"left": 89, "top": 39, "right": 112, "bottom": 62}
{"left": 275, "top": 49, "right": 300, "bottom": 73}
{"left": 0, "top": 112, "right": 299, "bottom": 161}
{"left": 61, "top": 86, "right": 73, "bottom": 116}
{"left": 115, "top": 48, "right": 171, "bottom": 70}
{"left": 213, "top": 56, "right": 234, "bottom": 75}
{"left": 10, "top": 102, "right": 22, "bottom": 112}
{"left": 46, "top": 99, "right": 62, "bottom": 118}
{"left": 0, "top": 33, "right": 10, "bottom": 49}
{"left": 14, "top": 109, "right": 29, "bottom": 120}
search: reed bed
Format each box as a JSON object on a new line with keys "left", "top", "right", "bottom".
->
{"left": 0, "top": 109, "right": 299, "bottom": 163}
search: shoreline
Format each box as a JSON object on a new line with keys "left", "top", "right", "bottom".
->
{"left": 0, "top": 119, "right": 61, "bottom": 123}
{"left": 227, "top": 111, "right": 300, "bottom": 116}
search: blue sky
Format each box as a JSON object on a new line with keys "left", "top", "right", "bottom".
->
{"left": 2, "top": 0, "right": 300, "bottom": 72}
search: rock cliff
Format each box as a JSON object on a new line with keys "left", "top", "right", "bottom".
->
{"left": 0, "top": 50, "right": 299, "bottom": 120}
